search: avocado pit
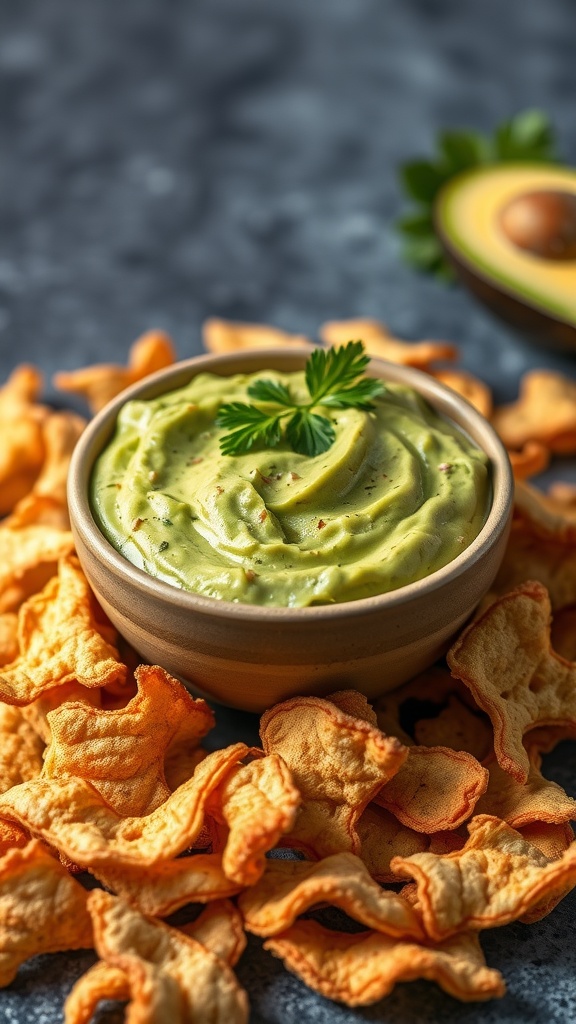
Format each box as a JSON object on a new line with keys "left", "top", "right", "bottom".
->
{"left": 499, "top": 189, "right": 576, "bottom": 261}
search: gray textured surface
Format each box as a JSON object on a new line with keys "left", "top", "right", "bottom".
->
{"left": 1, "top": 0, "right": 576, "bottom": 1020}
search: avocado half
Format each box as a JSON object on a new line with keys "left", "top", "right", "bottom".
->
{"left": 435, "top": 164, "right": 576, "bottom": 351}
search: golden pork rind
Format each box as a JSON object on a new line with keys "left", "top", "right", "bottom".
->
{"left": 448, "top": 581, "right": 576, "bottom": 783}
{"left": 5, "top": 410, "right": 86, "bottom": 530}
{"left": 475, "top": 743, "right": 576, "bottom": 828}
{"left": 69, "top": 890, "right": 249, "bottom": 1024}
{"left": 492, "top": 370, "right": 576, "bottom": 454}
{"left": 203, "top": 317, "right": 310, "bottom": 353}
{"left": 92, "top": 853, "right": 242, "bottom": 917}
{"left": 319, "top": 318, "right": 458, "bottom": 368}
{"left": 260, "top": 695, "right": 407, "bottom": 859}
{"left": 551, "top": 604, "right": 576, "bottom": 662}
{"left": 43, "top": 664, "right": 214, "bottom": 816}
{"left": 64, "top": 900, "right": 247, "bottom": 1024}
{"left": 431, "top": 368, "right": 493, "bottom": 418}
{"left": 507, "top": 442, "right": 550, "bottom": 481}
{"left": 0, "top": 742, "right": 255, "bottom": 869}
{"left": 239, "top": 852, "right": 423, "bottom": 940}
{"left": 513, "top": 479, "right": 576, "bottom": 543}
{"left": 492, "top": 521, "right": 576, "bottom": 612}
{"left": 0, "top": 365, "right": 48, "bottom": 516}
{"left": 413, "top": 695, "right": 493, "bottom": 762}
{"left": 374, "top": 746, "right": 488, "bottom": 833}
{"left": 0, "top": 703, "right": 44, "bottom": 793}
{"left": 207, "top": 754, "right": 300, "bottom": 886}
{"left": 53, "top": 329, "right": 176, "bottom": 413}
{"left": 0, "top": 839, "right": 93, "bottom": 987}
{"left": 391, "top": 814, "right": 576, "bottom": 941}
{"left": 0, "top": 554, "right": 126, "bottom": 705}
{"left": 357, "top": 804, "right": 463, "bottom": 883}
{"left": 0, "top": 523, "right": 74, "bottom": 613}
{"left": 0, "top": 614, "right": 18, "bottom": 666}
{"left": 265, "top": 921, "right": 504, "bottom": 1005}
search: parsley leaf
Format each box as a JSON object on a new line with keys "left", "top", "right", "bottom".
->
{"left": 216, "top": 341, "right": 385, "bottom": 457}
{"left": 398, "top": 108, "right": 559, "bottom": 279}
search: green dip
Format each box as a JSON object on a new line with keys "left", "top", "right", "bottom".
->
{"left": 91, "top": 370, "right": 490, "bottom": 607}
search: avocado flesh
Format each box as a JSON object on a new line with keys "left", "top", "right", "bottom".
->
{"left": 434, "top": 164, "right": 576, "bottom": 349}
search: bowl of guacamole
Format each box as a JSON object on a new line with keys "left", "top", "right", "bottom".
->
{"left": 68, "top": 346, "right": 513, "bottom": 712}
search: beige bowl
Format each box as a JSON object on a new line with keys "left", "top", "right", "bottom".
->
{"left": 68, "top": 347, "right": 513, "bottom": 713}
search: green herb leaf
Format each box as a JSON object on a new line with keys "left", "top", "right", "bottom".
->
{"left": 247, "top": 378, "right": 294, "bottom": 406}
{"left": 285, "top": 410, "right": 335, "bottom": 456}
{"left": 217, "top": 341, "right": 384, "bottom": 458}
{"left": 398, "top": 109, "right": 559, "bottom": 278}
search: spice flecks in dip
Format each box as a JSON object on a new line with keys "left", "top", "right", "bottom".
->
{"left": 90, "top": 370, "right": 490, "bottom": 607}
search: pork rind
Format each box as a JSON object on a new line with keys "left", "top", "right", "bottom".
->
{"left": 265, "top": 921, "right": 504, "bottom": 1005}
{"left": 357, "top": 804, "right": 463, "bottom": 882}
{"left": 493, "top": 521, "right": 576, "bottom": 612}
{"left": 0, "top": 365, "right": 48, "bottom": 516}
{"left": 448, "top": 581, "right": 576, "bottom": 782}
{"left": 208, "top": 754, "right": 300, "bottom": 886}
{"left": 475, "top": 743, "right": 576, "bottom": 828}
{"left": 0, "top": 555, "right": 126, "bottom": 704}
{"left": 431, "top": 368, "right": 493, "bottom": 418}
{"left": 0, "top": 839, "right": 92, "bottom": 987}
{"left": 507, "top": 442, "right": 550, "bottom": 481}
{"left": 0, "top": 742, "right": 254, "bottom": 868}
{"left": 492, "top": 370, "right": 576, "bottom": 454}
{"left": 0, "top": 523, "right": 74, "bottom": 613}
{"left": 319, "top": 318, "right": 458, "bottom": 368}
{"left": 0, "top": 614, "right": 18, "bottom": 666}
{"left": 53, "top": 329, "right": 176, "bottom": 413}
{"left": 239, "top": 852, "right": 423, "bottom": 939}
{"left": 92, "top": 853, "right": 242, "bottom": 917}
{"left": 260, "top": 695, "right": 407, "bottom": 858}
{"left": 391, "top": 814, "right": 576, "bottom": 940}
{"left": 413, "top": 695, "right": 493, "bottom": 761}
{"left": 203, "top": 317, "right": 310, "bottom": 353}
{"left": 64, "top": 900, "right": 246, "bottom": 1024}
{"left": 0, "top": 703, "right": 44, "bottom": 793}
{"left": 69, "top": 890, "right": 249, "bottom": 1024}
{"left": 551, "top": 604, "right": 576, "bottom": 661}
{"left": 42, "top": 664, "right": 214, "bottom": 816}
{"left": 514, "top": 479, "right": 576, "bottom": 543}
{"left": 374, "top": 746, "right": 488, "bottom": 833}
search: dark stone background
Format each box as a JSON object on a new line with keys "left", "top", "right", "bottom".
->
{"left": 1, "top": 0, "right": 576, "bottom": 1021}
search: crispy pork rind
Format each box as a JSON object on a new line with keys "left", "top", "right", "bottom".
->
{"left": 374, "top": 746, "right": 488, "bottom": 833}
{"left": 375, "top": 666, "right": 492, "bottom": 762}
{"left": 475, "top": 743, "right": 576, "bottom": 828}
{"left": 492, "top": 370, "right": 576, "bottom": 454}
{"left": 391, "top": 814, "right": 576, "bottom": 940}
{"left": 5, "top": 410, "right": 86, "bottom": 530}
{"left": 0, "top": 839, "right": 92, "bottom": 987}
{"left": 239, "top": 852, "right": 423, "bottom": 940}
{"left": 260, "top": 695, "right": 407, "bottom": 858}
{"left": 92, "top": 854, "right": 242, "bottom": 917}
{"left": 202, "top": 317, "right": 310, "bottom": 353}
{"left": 64, "top": 900, "right": 247, "bottom": 1024}
{"left": 72, "top": 890, "right": 249, "bottom": 1023}
{"left": 319, "top": 317, "right": 458, "bottom": 368}
{"left": 0, "top": 365, "right": 48, "bottom": 516}
{"left": 0, "top": 555, "right": 126, "bottom": 705}
{"left": 431, "top": 368, "right": 493, "bottom": 418}
{"left": 448, "top": 581, "right": 576, "bottom": 782}
{"left": 551, "top": 604, "right": 576, "bottom": 661}
{"left": 0, "top": 614, "right": 18, "bottom": 666}
{"left": 357, "top": 804, "right": 463, "bottom": 882}
{"left": 0, "top": 742, "right": 255, "bottom": 869}
{"left": 507, "top": 441, "right": 550, "bottom": 481}
{"left": 43, "top": 664, "right": 214, "bottom": 816}
{"left": 208, "top": 754, "right": 301, "bottom": 886}
{"left": 514, "top": 479, "right": 576, "bottom": 542}
{"left": 0, "top": 703, "right": 44, "bottom": 793}
{"left": 265, "top": 921, "right": 504, "bottom": 1005}
{"left": 53, "top": 329, "right": 176, "bottom": 413}
{"left": 493, "top": 521, "right": 576, "bottom": 612}
{"left": 0, "top": 524, "right": 74, "bottom": 614}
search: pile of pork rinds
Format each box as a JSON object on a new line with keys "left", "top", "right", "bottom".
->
{"left": 2, "top": 321, "right": 576, "bottom": 1021}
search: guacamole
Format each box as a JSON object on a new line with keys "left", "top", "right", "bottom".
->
{"left": 91, "top": 370, "right": 490, "bottom": 607}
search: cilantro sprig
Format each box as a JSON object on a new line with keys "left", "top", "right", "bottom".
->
{"left": 398, "top": 109, "right": 559, "bottom": 278}
{"left": 216, "top": 341, "right": 384, "bottom": 458}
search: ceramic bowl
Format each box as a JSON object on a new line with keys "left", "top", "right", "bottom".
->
{"left": 68, "top": 347, "right": 513, "bottom": 713}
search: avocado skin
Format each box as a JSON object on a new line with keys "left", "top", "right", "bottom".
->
{"left": 436, "top": 227, "right": 576, "bottom": 352}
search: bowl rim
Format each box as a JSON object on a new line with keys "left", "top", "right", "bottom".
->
{"left": 68, "top": 345, "right": 514, "bottom": 623}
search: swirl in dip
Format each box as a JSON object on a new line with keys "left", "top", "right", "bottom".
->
{"left": 91, "top": 370, "right": 490, "bottom": 607}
